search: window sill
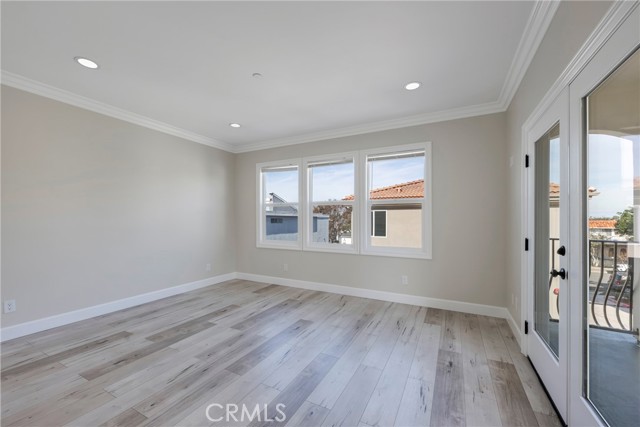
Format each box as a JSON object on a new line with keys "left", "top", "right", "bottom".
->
{"left": 257, "top": 242, "right": 301, "bottom": 251}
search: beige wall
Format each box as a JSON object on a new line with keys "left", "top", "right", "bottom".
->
{"left": 235, "top": 113, "right": 509, "bottom": 307}
{"left": 505, "top": 1, "right": 613, "bottom": 325}
{"left": 1, "top": 86, "right": 236, "bottom": 327}
{"left": 371, "top": 209, "right": 422, "bottom": 248}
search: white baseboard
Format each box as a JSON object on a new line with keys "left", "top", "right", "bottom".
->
{"left": 0, "top": 273, "right": 237, "bottom": 342}
{"left": 237, "top": 272, "right": 512, "bottom": 320}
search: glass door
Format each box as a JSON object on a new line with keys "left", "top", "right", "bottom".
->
{"left": 569, "top": 5, "right": 639, "bottom": 425}
{"left": 526, "top": 89, "right": 569, "bottom": 422}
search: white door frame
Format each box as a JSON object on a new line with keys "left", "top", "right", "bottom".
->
{"left": 567, "top": 4, "right": 640, "bottom": 425}
{"left": 524, "top": 87, "right": 570, "bottom": 422}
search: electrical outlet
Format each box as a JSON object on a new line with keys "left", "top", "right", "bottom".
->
{"left": 401, "top": 275, "right": 408, "bottom": 285}
{"left": 4, "top": 299, "right": 16, "bottom": 313}
{"left": 283, "top": 263, "right": 289, "bottom": 272}
{"left": 206, "top": 263, "right": 211, "bottom": 272}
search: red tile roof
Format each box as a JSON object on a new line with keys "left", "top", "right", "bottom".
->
{"left": 589, "top": 219, "right": 616, "bottom": 229}
{"left": 343, "top": 179, "right": 424, "bottom": 200}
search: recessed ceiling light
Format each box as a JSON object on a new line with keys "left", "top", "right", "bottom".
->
{"left": 74, "top": 57, "right": 99, "bottom": 69}
{"left": 252, "top": 73, "right": 263, "bottom": 79}
{"left": 405, "top": 81, "right": 421, "bottom": 91}
{"left": 229, "top": 123, "right": 241, "bottom": 128}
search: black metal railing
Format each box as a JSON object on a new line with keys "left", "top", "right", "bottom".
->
{"left": 549, "top": 238, "right": 635, "bottom": 334}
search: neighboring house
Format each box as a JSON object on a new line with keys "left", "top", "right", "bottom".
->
{"left": 345, "top": 179, "right": 424, "bottom": 249}
{"left": 589, "top": 219, "right": 618, "bottom": 239}
{"left": 265, "top": 193, "right": 329, "bottom": 242}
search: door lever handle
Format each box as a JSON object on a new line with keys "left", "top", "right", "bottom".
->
{"left": 550, "top": 268, "right": 566, "bottom": 280}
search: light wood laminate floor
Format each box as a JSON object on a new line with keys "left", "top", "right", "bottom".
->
{"left": 1, "top": 280, "right": 562, "bottom": 427}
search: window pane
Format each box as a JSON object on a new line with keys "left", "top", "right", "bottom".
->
{"left": 370, "top": 204, "right": 422, "bottom": 248}
{"left": 372, "top": 210, "right": 387, "bottom": 237}
{"left": 309, "top": 160, "right": 354, "bottom": 202}
{"left": 368, "top": 151, "right": 425, "bottom": 199}
{"left": 265, "top": 205, "right": 298, "bottom": 241}
{"left": 312, "top": 205, "right": 353, "bottom": 244}
{"left": 263, "top": 166, "right": 298, "bottom": 204}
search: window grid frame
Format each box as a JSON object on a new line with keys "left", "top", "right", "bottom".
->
{"left": 256, "top": 142, "right": 432, "bottom": 259}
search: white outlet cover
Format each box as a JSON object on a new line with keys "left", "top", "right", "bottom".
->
{"left": 4, "top": 299, "right": 16, "bottom": 313}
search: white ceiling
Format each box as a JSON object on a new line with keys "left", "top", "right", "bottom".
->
{"left": 1, "top": 1, "right": 556, "bottom": 153}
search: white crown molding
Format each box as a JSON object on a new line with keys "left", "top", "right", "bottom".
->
{"left": 0, "top": 71, "right": 235, "bottom": 153}
{"left": 234, "top": 100, "right": 504, "bottom": 153}
{"left": 497, "top": 0, "right": 561, "bottom": 110}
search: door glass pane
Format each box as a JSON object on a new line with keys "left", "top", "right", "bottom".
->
{"left": 585, "top": 48, "right": 639, "bottom": 426}
{"left": 534, "top": 122, "right": 561, "bottom": 358}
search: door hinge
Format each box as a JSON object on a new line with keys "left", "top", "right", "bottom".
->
{"left": 524, "top": 321, "right": 529, "bottom": 335}
{"left": 525, "top": 154, "right": 530, "bottom": 168}
{"left": 525, "top": 238, "right": 529, "bottom": 251}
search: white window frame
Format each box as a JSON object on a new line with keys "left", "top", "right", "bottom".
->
{"left": 303, "top": 152, "right": 359, "bottom": 254}
{"left": 255, "top": 142, "right": 432, "bottom": 260}
{"left": 361, "top": 143, "right": 432, "bottom": 259}
{"left": 256, "top": 159, "right": 302, "bottom": 250}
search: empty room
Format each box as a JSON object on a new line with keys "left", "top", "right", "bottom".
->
{"left": 1, "top": 1, "right": 638, "bottom": 426}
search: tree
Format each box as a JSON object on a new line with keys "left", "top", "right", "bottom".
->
{"left": 614, "top": 207, "right": 634, "bottom": 238}
{"left": 313, "top": 205, "right": 352, "bottom": 243}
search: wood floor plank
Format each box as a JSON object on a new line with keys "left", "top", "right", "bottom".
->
{"left": 360, "top": 332, "right": 417, "bottom": 426}
{"left": 361, "top": 303, "right": 412, "bottom": 370}
{"left": 145, "top": 304, "right": 239, "bottom": 342}
{"left": 488, "top": 359, "right": 539, "bottom": 427}
{"left": 459, "top": 313, "right": 502, "bottom": 427}
{"left": 424, "top": 307, "right": 444, "bottom": 325}
{"left": 231, "top": 298, "right": 312, "bottom": 331}
{"left": 394, "top": 323, "right": 441, "bottom": 427}
{"left": 79, "top": 321, "right": 215, "bottom": 380}
{"left": 430, "top": 350, "right": 465, "bottom": 427}
{"left": 225, "top": 319, "right": 312, "bottom": 375}
{"left": 252, "top": 284, "right": 284, "bottom": 294}
{"left": 394, "top": 377, "right": 430, "bottom": 427}
{"left": 478, "top": 316, "right": 512, "bottom": 363}
{"left": 1, "top": 331, "right": 132, "bottom": 380}
{"left": 323, "top": 300, "right": 378, "bottom": 358}
{"left": 307, "top": 332, "right": 378, "bottom": 409}
{"left": 284, "top": 401, "right": 330, "bottom": 427}
{"left": 321, "top": 364, "right": 382, "bottom": 427}
{"left": 100, "top": 408, "right": 147, "bottom": 427}
{"left": 248, "top": 353, "right": 338, "bottom": 427}
{"left": 134, "top": 367, "right": 238, "bottom": 423}
{"left": 262, "top": 323, "right": 341, "bottom": 391}
{"left": 6, "top": 382, "right": 114, "bottom": 427}
{"left": 439, "top": 310, "right": 462, "bottom": 353}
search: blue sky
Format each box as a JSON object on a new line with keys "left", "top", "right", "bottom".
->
{"left": 264, "top": 156, "right": 425, "bottom": 203}
{"left": 550, "top": 133, "right": 639, "bottom": 217}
